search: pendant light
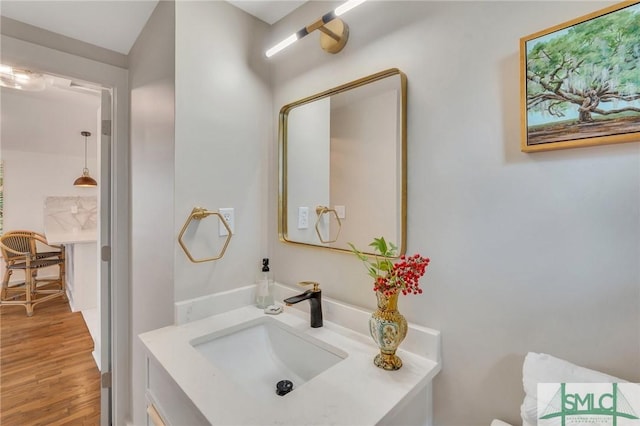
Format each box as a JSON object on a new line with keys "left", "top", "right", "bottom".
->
{"left": 73, "top": 131, "right": 98, "bottom": 187}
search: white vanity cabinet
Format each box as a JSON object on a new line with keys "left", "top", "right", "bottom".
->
{"left": 145, "top": 353, "right": 433, "bottom": 426}
{"left": 145, "top": 356, "right": 209, "bottom": 426}
{"left": 140, "top": 286, "right": 441, "bottom": 426}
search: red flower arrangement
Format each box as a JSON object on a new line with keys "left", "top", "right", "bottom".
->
{"left": 348, "top": 237, "right": 430, "bottom": 297}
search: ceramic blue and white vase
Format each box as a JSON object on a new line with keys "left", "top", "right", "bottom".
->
{"left": 369, "top": 291, "right": 408, "bottom": 370}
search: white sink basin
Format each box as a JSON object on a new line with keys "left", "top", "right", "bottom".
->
{"left": 190, "top": 317, "right": 347, "bottom": 400}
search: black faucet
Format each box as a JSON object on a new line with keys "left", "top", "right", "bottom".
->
{"left": 284, "top": 281, "right": 323, "bottom": 328}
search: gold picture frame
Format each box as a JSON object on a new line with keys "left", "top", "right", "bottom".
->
{"left": 520, "top": 1, "right": 640, "bottom": 152}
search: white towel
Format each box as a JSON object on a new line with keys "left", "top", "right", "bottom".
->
{"left": 520, "top": 352, "right": 625, "bottom": 426}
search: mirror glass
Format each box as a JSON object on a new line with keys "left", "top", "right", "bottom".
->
{"left": 279, "top": 69, "right": 406, "bottom": 256}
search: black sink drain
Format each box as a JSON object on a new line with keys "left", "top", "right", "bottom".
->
{"left": 276, "top": 379, "right": 294, "bottom": 396}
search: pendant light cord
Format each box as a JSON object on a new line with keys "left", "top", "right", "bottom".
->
{"left": 84, "top": 134, "right": 88, "bottom": 171}
{"left": 81, "top": 130, "right": 91, "bottom": 174}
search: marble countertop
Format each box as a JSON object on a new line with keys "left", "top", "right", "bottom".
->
{"left": 44, "top": 196, "right": 97, "bottom": 245}
{"left": 45, "top": 229, "right": 96, "bottom": 245}
{"left": 140, "top": 305, "right": 440, "bottom": 425}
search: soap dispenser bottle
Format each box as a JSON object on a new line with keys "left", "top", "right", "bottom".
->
{"left": 256, "top": 258, "right": 274, "bottom": 309}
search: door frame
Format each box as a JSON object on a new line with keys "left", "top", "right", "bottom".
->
{"left": 0, "top": 35, "right": 130, "bottom": 425}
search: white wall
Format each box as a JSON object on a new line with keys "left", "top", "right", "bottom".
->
{"left": 1, "top": 150, "right": 97, "bottom": 233}
{"left": 128, "top": 2, "right": 175, "bottom": 425}
{"left": 269, "top": 2, "right": 640, "bottom": 425}
{"left": 174, "top": 1, "right": 271, "bottom": 301}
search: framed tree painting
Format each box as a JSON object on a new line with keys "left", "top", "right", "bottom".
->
{"left": 521, "top": 1, "right": 640, "bottom": 152}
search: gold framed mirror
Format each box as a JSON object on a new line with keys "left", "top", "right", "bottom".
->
{"left": 278, "top": 68, "right": 407, "bottom": 256}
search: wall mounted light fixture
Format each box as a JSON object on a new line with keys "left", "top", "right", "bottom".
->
{"left": 265, "top": 0, "right": 367, "bottom": 58}
{"left": 73, "top": 131, "right": 98, "bottom": 187}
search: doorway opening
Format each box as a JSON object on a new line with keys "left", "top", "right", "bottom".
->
{"left": 0, "top": 68, "right": 112, "bottom": 425}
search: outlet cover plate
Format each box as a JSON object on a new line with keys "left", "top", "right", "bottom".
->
{"left": 298, "top": 206, "right": 309, "bottom": 229}
{"left": 218, "top": 208, "right": 234, "bottom": 236}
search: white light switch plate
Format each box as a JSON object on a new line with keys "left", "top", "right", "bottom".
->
{"left": 218, "top": 208, "right": 234, "bottom": 236}
{"left": 298, "top": 206, "right": 309, "bottom": 229}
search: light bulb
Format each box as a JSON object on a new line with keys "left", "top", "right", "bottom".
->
{"left": 334, "top": 0, "right": 367, "bottom": 17}
{"left": 266, "top": 33, "right": 299, "bottom": 58}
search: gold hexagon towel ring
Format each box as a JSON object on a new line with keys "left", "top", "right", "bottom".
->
{"left": 315, "top": 205, "right": 342, "bottom": 244}
{"left": 178, "top": 207, "right": 232, "bottom": 263}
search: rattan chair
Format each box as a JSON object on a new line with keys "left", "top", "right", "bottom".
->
{"left": 0, "top": 230, "right": 66, "bottom": 316}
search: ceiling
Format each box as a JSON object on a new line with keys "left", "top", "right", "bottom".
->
{"left": 227, "top": 1, "right": 307, "bottom": 25}
{"left": 0, "top": 1, "right": 307, "bottom": 157}
{"left": 0, "top": 1, "right": 307, "bottom": 55}
{"left": 0, "top": 1, "right": 159, "bottom": 54}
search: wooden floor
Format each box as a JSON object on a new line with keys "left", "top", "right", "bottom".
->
{"left": 0, "top": 296, "right": 100, "bottom": 425}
